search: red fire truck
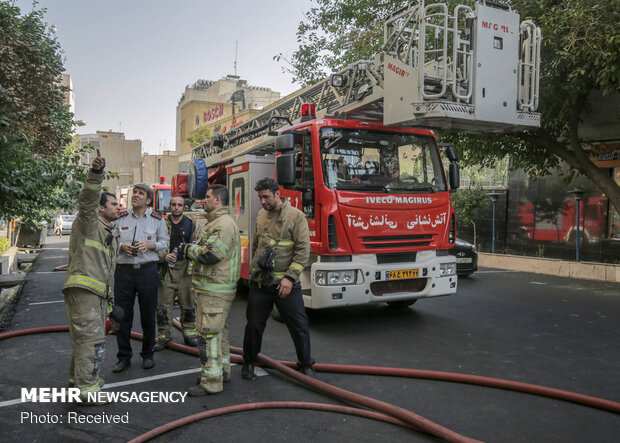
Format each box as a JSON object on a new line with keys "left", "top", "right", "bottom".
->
{"left": 116, "top": 177, "right": 171, "bottom": 215}
{"left": 176, "top": 0, "right": 541, "bottom": 309}
{"left": 517, "top": 197, "right": 607, "bottom": 244}
{"left": 151, "top": 177, "right": 172, "bottom": 215}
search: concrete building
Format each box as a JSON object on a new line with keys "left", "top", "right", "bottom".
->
{"left": 60, "top": 74, "right": 75, "bottom": 115}
{"left": 176, "top": 75, "right": 280, "bottom": 171}
{"left": 77, "top": 131, "right": 142, "bottom": 191}
{"left": 77, "top": 131, "right": 182, "bottom": 205}
{"left": 141, "top": 150, "right": 179, "bottom": 185}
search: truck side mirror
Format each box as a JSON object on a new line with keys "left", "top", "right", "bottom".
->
{"left": 275, "top": 134, "right": 294, "bottom": 152}
{"left": 449, "top": 162, "right": 460, "bottom": 192}
{"left": 441, "top": 143, "right": 458, "bottom": 162}
{"left": 276, "top": 153, "right": 296, "bottom": 186}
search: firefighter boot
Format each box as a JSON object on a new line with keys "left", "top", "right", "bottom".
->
{"left": 184, "top": 335, "right": 198, "bottom": 347}
{"left": 154, "top": 338, "right": 171, "bottom": 351}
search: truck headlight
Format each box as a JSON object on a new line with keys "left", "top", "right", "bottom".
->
{"left": 315, "top": 270, "right": 358, "bottom": 286}
{"left": 439, "top": 263, "right": 456, "bottom": 277}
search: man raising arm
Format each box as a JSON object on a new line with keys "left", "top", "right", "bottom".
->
{"left": 63, "top": 151, "right": 121, "bottom": 405}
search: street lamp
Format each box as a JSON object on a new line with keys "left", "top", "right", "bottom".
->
{"left": 568, "top": 187, "right": 585, "bottom": 262}
{"left": 487, "top": 190, "right": 503, "bottom": 253}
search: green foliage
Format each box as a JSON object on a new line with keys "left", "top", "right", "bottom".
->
{"left": 0, "top": 1, "right": 111, "bottom": 229}
{"left": 279, "top": 0, "right": 470, "bottom": 86}
{"left": 451, "top": 184, "right": 488, "bottom": 228}
{"left": 277, "top": 0, "right": 405, "bottom": 86}
{"left": 0, "top": 238, "right": 9, "bottom": 255}
{"left": 448, "top": 0, "right": 620, "bottom": 171}
{"left": 0, "top": 143, "right": 103, "bottom": 228}
{"left": 187, "top": 125, "right": 214, "bottom": 148}
{"left": 0, "top": 0, "right": 73, "bottom": 155}
{"left": 283, "top": 0, "right": 620, "bottom": 213}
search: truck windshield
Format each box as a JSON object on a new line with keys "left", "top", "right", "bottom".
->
{"left": 156, "top": 189, "right": 171, "bottom": 213}
{"left": 320, "top": 128, "right": 447, "bottom": 193}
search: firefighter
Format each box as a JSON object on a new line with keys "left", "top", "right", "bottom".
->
{"left": 62, "top": 151, "right": 121, "bottom": 405}
{"left": 113, "top": 184, "right": 169, "bottom": 372}
{"left": 179, "top": 184, "right": 240, "bottom": 396}
{"left": 155, "top": 195, "right": 199, "bottom": 350}
{"left": 241, "top": 177, "right": 315, "bottom": 379}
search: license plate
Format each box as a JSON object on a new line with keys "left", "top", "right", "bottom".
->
{"left": 456, "top": 257, "right": 472, "bottom": 263}
{"left": 385, "top": 269, "right": 419, "bottom": 280}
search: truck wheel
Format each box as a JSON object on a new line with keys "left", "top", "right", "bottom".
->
{"left": 386, "top": 300, "right": 417, "bottom": 309}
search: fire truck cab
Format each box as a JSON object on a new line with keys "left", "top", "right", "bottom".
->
{"left": 217, "top": 116, "right": 459, "bottom": 309}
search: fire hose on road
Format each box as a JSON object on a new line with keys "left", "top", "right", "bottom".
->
{"left": 1, "top": 324, "right": 619, "bottom": 443}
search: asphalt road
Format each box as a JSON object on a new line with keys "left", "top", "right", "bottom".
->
{"left": 0, "top": 235, "right": 618, "bottom": 442}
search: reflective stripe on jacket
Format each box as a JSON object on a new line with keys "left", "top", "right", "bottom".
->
{"left": 249, "top": 199, "right": 309, "bottom": 284}
{"left": 186, "top": 208, "right": 240, "bottom": 295}
{"left": 62, "top": 170, "right": 119, "bottom": 299}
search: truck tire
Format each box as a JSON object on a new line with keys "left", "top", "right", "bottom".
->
{"left": 386, "top": 300, "right": 417, "bottom": 309}
{"left": 188, "top": 159, "right": 208, "bottom": 199}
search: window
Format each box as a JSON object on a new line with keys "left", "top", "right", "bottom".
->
{"left": 294, "top": 132, "right": 314, "bottom": 190}
{"left": 320, "top": 128, "right": 446, "bottom": 193}
{"left": 156, "top": 189, "right": 171, "bottom": 213}
{"left": 231, "top": 177, "right": 245, "bottom": 220}
{"left": 289, "top": 131, "right": 315, "bottom": 218}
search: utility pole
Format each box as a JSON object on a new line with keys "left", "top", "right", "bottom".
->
{"left": 234, "top": 41, "right": 238, "bottom": 76}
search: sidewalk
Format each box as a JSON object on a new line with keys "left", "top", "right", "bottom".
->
{"left": 478, "top": 252, "right": 620, "bottom": 283}
{"left": 4, "top": 235, "right": 70, "bottom": 331}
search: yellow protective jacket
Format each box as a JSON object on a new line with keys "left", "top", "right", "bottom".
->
{"left": 62, "top": 170, "right": 119, "bottom": 299}
{"left": 186, "top": 208, "right": 240, "bottom": 296}
{"left": 250, "top": 199, "right": 309, "bottom": 285}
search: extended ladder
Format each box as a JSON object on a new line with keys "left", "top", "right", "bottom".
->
{"left": 193, "top": 0, "right": 541, "bottom": 165}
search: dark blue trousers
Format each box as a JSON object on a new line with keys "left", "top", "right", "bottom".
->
{"left": 243, "top": 282, "right": 314, "bottom": 368}
{"left": 114, "top": 263, "right": 159, "bottom": 361}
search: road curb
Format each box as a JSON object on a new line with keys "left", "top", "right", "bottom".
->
{"left": 479, "top": 253, "right": 620, "bottom": 283}
{"left": 0, "top": 253, "right": 37, "bottom": 329}
{"left": 0, "top": 281, "right": 25, "bottom": 329}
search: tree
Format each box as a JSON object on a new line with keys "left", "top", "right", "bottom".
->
{"left": 282, "top": 0, "right": 620, "bottom": 213}
{"left": 276, "top": 0, "right": 401, "bottom": 86}
{"left": 0, "top": 0, "right": 73, "bottom": 156}
{"left": 0, "top": 1, "right": 92, "bottom": 233}
{"left": 451, "top": 184, "right": 488, "bottom": 246}
{"left": 1, "top": 142, "right": 97, "bottom": 228}
{"left": 186, "top": 125, "right": 214, "bottom": 148}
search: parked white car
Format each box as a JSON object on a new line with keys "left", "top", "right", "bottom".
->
{"left": 61, "top": 214, "right": 76, "bottom": 235}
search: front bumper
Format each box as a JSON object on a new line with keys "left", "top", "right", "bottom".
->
{"left": 455, "top": 255, "right": 478, "bottom": 275}
{"left": 302, "top": 251, "right": 457, "bottom": 309}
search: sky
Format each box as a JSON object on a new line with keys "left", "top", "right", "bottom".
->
{"left": 16, "top": 0, "right": 313, "bottom": 154}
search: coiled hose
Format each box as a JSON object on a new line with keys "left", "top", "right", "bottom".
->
{"left": 2, "top": 324, "right": 618, "bottom": 443}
